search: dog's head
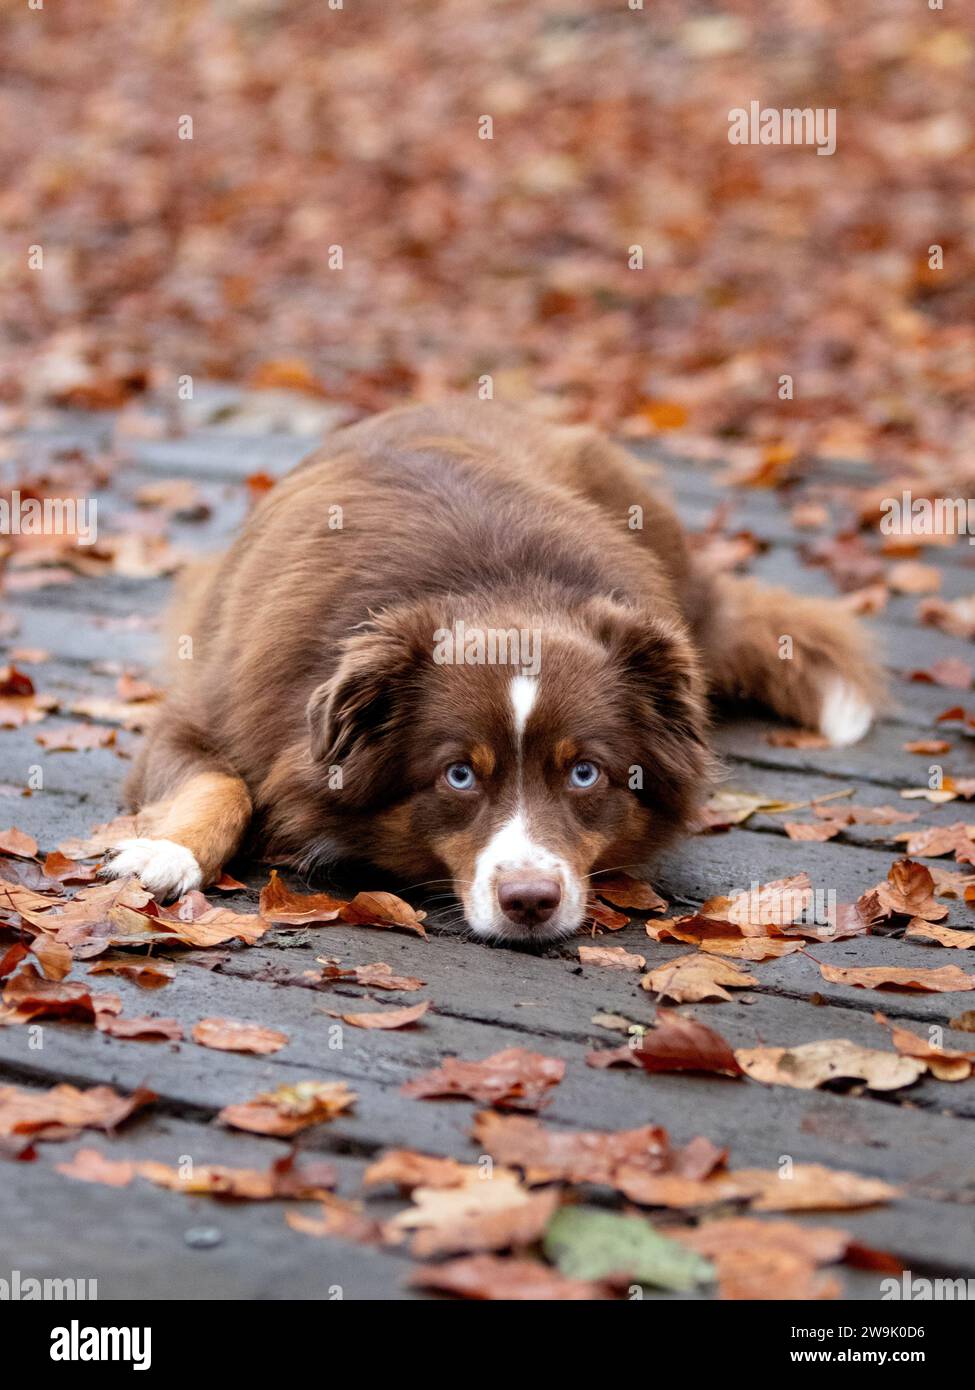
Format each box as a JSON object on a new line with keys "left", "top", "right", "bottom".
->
{"left": 306, "top": 596, "right": 714, "bottom": 941}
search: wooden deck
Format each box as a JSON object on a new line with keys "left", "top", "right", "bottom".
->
{"left": 2, "top": 389, "right": 974, "bottom": 1301}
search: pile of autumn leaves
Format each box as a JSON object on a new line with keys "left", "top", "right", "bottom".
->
{"left": 2, "top": 811, "right": 975, "bottom": 1299}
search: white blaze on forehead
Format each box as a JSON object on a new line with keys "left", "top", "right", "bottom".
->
{"left": 467, "top": 809, "right": 582, "bottom": 939}
{"left": 509, "top": 675, "right": 538, "bottom": 743}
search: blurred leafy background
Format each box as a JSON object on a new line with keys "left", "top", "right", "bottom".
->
{"left": 1, "top": 0, "right": 973, "bottom": 476}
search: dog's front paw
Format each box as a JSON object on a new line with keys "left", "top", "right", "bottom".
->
{"left": 818, "top": 677, "right": 875, "bottom": 747}
{"left": 103, "top": 837, "right": 203, "bottom": 899}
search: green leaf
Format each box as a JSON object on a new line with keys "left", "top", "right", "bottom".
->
{"left": 543, "top": 1207, "right": 714, "bottom": 1292}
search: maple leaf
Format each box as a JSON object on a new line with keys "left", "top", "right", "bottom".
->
{"left": 642, "top": 953, "right": 757, "bottom": 1003}
{"left": 402, "top": 1047, "right": 565, "bottom": 1111}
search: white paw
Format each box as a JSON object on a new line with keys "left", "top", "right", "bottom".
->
{"left": 105, "top": 837, "right": 202, "bottom": 899}
{"left": 819, "top": 678, "right": 874, "bottom": 747}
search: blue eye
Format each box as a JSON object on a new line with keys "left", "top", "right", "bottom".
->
{"left": 445, "top": 762, "right": 476, "bottom": 791}
{"left": 569, "top": 760, "right": 600, "bottom": 789}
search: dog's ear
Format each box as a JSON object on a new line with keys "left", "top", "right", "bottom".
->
{"left": 580, "top": 597, "right": 718, "bottom": 831}
{"left": 306, "top": 603, "right": 434, "bottom": 803}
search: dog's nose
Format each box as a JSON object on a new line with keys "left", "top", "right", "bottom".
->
{"left": 497, "top": 876, "right": 562, "bottom": 927}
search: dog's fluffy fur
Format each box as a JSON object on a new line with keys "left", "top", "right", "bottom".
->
{"left": 109, "top": 403, "right": 882, "bottom": 941}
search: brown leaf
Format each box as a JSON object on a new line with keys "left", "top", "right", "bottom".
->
{"left": 735, "top": 1040, "right": 925, "bottom": 1092}
{"left": 585, "top": 899, "right": 630, "bottom": 930}
{"left": 88, "top": 956, "right": 175, "bottom": 988}
{"left": 257, "top": 869, "right": 343, "bottom": 924}
{"left": 909, "top": 658, "right": 973, "bottom": 690}
{"left": 889, "top": 561, "right": 941, "bottom": 595}
{"left": 616, "top": 1163, "right": 900, "bottom": 1212}
{"left": 95, "top": 1013, "right": 183, "bottom": 1042}
{"left": 0, "top": 827, "right": 38, "bottom": 859}
{"left": 700, "top": 937, "right": 807, "bottom": 961}
{"left": 1, "top": 964, "right": 99, "bottom": 1023}
{"left": 384, "top": 1172, "right": 560, "bottom": 1257}
{"left": 905, "top": 921, "right": 975, "bottom": 949}
{"left": 138, "top": 1152, "right": 337, "bottom": 1200}
{"left": 364, "top": 1150, "right": 483, "bottom": 1192}
{"left": 286, "top": 1195, "right": 385, "bottom": 1245}
{"left": 29, "top": 936, "right": 73, "bottom": 981}
{"left": 873, "top": 1012, "right": 974, "bottom": 1082}
{"left": 35, "top": 724, "right": 117, "bottom": 752}
{"left": 314, "top": 959, "right": 425, "bottom": 991}
{"left": 631, "top": 1008, "right": 743, "bottom": 1076}
{"left": 41, "top": 851, "right": 100, "bottom": 884}
{"left": 472, "top": 1110, "right": 671, "bottom": 1185}
{"left": 578, "top": 944, "right": 645, "bottom": 971}
{"left": 819, "top": 962, "right": 975, "bottom": 993}
{"left": 903, "top": 739, "right": 952, "bottom": 755}
{"left": 402, "top": 1047, "right": 565, "bottom": 1111}
{"left": 192, "top": 1017, "right": 289, "bottom": 1053}
{"left": 593, "top": 874, "right": 667, "bottom": 912}
{"left": 219, "top": 1081, "right": 356, "bottom": 1135}
{"left": 783, "top": 820, "right": 842, "bottom": 842}
{"left": 340, "top": 890, "right": 427, "bottom": 936}
{"left": 409, "top": 1254, "right": 610, "bottom": 1301}
{"left": 331, "top": 999, "right": 430, "bottom": 1030}
{"left": 0, "top": 1082, "right": 155, "bottom": 1141}
{"left": 642, "top": 953, "right": 757, "bottom": 1003}
{"left": 56, "top": 1147, "right": 137, "bottom": 1187}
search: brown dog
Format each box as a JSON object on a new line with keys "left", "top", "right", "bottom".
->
{"left": 107, "top": 403, "right": 882, "bottom": 941}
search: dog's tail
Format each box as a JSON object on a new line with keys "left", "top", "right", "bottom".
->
{"left": 695, "top": 574, "right": 885, "bottom": 747}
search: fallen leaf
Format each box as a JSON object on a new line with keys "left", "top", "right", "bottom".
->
{"left": 192, "top": 1017, "right": 289, "bottom": 1054}
{"left": 909, "top": 658, "right": 973, "bottom": 689}
{"left": 88, "top": 957, "right": 175, "bottom": 988}
{"left": 386, "top": 1173, "right": 560, "bottom": 1258}
{"left": 615, "top": 1163, "right": 900, "bottom": 1213}
{"left": 735, "top": 1039, "right": 925, "bottom": 1092}
{"left": 286, "top": 1195, "right": 385, "bottom": 1244}
{"left": 903, "top": 739, "right": 952, "bottom": 755}
{"left": 543, "top": 1207, "right": 714, "bottom": 1292}
{"left": 819, "top": 962, "right": 975, "bottom": 993}
{"left": 402, "top": 1047, "right": 565, "bottom": 1111}
{"left": 578, "top": 944, "right": 645, "bottom": 971}
{"left": 138, "top": 1151, "right": 337, "bottom": 1200}
{"left": 873, "top": 1012, "right": 974, "bottom": 1082}
{"left": 258, "top": 869, "right": 343, "bottom": 924}
{"left": 0, "top": 1082, "right": 155, "bottom": 1141}
{"left": 95, "top": 1014, "right": 183, "bottom": 1042}
{"left": 55, "top": 1147, "right": 137, "bottom": 1187}
{"left": 889, "top": 560, "right": 941, "bottom": 594}
{"left": 783, "top": 820, "right": 842, "bottom": 842}
{"left": 409, "top": 1253, "right": 610, "bottom": 1301}
{"left": 630, "top": 1008, "right": 743, "bottom": 1076}
{"left": 219, "top": 1081, "right": 356, "bottom": 1135}
{"left": 905, "top": 921, "right": 975, "bottom": 949}
{"left": 314, "top": 959, "right": 425, "bottom": 991}
{"left": 767, "top": 729, "right": 830, "bottom": 749}
{"left": 340, "top": 890, "right": 427, "bottom": 936}
{"left": 29, "top": 936, "right": 72, "bottom": 981}
{"left": 331, "top": 999, "right": 430, "bottom": 1030}
{"left": 593, "top": 874, "right": 667, "bottom": 911}
{"left": 364, "top": 1150, "right": 483, "bottom": 1192}
{"left": 471, "top": 1111, "right": 670, "bottom": 1185}
{"left": 41, "top": 851, "right": 100, "bottom": 884}
{"left": 0, "top": 827, "right": 38, "bottom": 859}
{"left": 642, "top": 953, "right": 757, "bottom": 1003}
{"left": 35, "top": 724, "right": 117, "bottom": 752}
